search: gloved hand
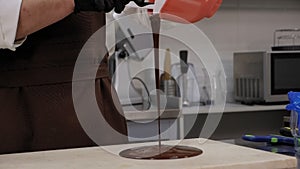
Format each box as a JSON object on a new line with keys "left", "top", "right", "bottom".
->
{"left": 74, "top": 0, "right": 130, "bottom": 13}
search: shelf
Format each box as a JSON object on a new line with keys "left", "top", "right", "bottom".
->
{"left": 183, "top": 103, "right": 287, "bottom": 115}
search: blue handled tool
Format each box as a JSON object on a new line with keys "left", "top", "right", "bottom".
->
{"left": 242, "top": 134, "right": 296, "bottom": 146}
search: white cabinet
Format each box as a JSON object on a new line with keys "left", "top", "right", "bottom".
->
{"left": 127, "top": 119, "right": 178, "bottom": 142}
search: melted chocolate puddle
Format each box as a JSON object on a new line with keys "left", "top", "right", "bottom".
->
{"left": 120, "top": 14, "right": 203, "bottom": 160}
{"left": 119, "top": 145, "right": 203, "bottom": 160}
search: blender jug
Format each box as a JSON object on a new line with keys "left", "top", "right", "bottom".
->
{"left": 171, "top": 62, "right": 200, "bottom": 106}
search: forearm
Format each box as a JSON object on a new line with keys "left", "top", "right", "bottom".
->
{"left": 16, "top": 0, "right": 75, "bottom": 40}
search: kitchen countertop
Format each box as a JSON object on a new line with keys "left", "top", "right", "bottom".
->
{"left": 124, "top": 103, "right": 287, "bottom": 121}
{"left": 183, "top": 103, "right": 286, "bottom": 115}
{"left": 124, "top": 106, "right": 180, "bottom": 121}
{"left": 0, "top": 139, "right": 296, "bottom": 169}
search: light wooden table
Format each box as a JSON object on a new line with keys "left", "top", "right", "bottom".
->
{"left": 0, "top": 139, "right": 296, "bottom": 169}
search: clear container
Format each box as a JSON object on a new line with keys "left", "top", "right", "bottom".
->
{"left": 171, "top": 63, "right": 201, "bottom": 106}
{"left": 272, "top": 29, "right": 300, "bottom": 51}
{"left": 274, "top": 29, "right": 300, "bottom": 47}
{"left": 290, "top": 110, "right": 300, "bottom": 168}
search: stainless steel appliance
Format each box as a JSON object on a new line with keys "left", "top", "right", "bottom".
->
{"left": 234, "top": 50, "right": 300, "bottom": 104}
{"left": 109, "top": 15, "right": 181, "bottom": 110}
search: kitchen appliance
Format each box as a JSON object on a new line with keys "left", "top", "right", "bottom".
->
{"left": 109, "top": 14, "right": 153, "bottom": 106}
{"left": 109, "top": 16, "right": 181, "bottom": 109}
{"left": 234, "top": 50, "right": 300, "bottom": 104}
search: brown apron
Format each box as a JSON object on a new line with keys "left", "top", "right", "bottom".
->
{"left": 0, "top": 12, "right": 128, "bottom": 154}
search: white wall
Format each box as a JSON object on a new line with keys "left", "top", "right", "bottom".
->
{"left": 164, "top": 0, "right": 300, "bottom": 102}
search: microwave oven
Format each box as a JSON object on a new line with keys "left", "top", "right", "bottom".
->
{"left": 234, "top": 51, "right": 300, "bottom": 104}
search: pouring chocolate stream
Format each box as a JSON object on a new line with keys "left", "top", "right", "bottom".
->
{"left": 150, "top": 14, "right": 162, "bottom": 150}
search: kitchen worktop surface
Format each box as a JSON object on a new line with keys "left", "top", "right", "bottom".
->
{"left": 124, "top": 103, "right": 287, "bottom": 120}
{"left": 183, "top": 103, "right": 286, "bottom": 115}
{"left": 0, "top": 139, "right": 296, "bottom": 169}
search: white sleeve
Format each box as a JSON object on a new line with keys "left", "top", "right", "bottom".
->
{"left": 0, "top": 0, "right": 25, "bottom": 51}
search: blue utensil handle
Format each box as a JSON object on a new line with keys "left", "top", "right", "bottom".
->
{"left": 242, "top": 135, "right": 295, "bottom": 145}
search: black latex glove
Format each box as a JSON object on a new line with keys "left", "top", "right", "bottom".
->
{"left": 74, "top": 0, "right": 130, "bottom": 13}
